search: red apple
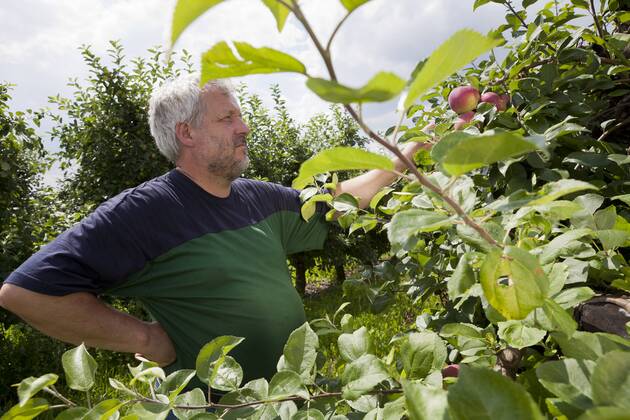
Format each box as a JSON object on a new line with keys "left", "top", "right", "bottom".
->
{"left": 453, "top": 111, "right": 475, "bottom": 130}
{"left": 448, "top": 86, "right": 480, "bottom": 114}
{"left": 480, "top": 92, "right": 502, "bottom": 109}
{"left": 442, "top": 364, "right": 460, "bottom": 378}
{"left": 498, "top": 94, "right": 510, "bottom": 111}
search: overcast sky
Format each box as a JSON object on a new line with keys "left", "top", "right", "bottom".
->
{"left": 0, "top": 0, "right": 508, "bottom": 185}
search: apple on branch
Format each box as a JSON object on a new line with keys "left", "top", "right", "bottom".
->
{"left": 453, "top": 111, "right": 475, "bottom": 130}
{"left": 448, "top": 85, "right": 480, "bottom": 114}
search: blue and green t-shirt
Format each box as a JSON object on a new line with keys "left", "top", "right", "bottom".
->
{"left": 4, "top": 169, "right": 328, "bottom": 383}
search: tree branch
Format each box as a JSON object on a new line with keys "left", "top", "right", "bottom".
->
{"left": 326, "top": 12, "right": 353, "bottom": 54}
{"left": 172, "top": 388, "right": 404, "bottom": 411}
{"left": 505, "top": 0, "right": 528, "bottom": 30}
{"left": 589, "top": 0, "right": 606, "bottom": 40}
{"left": 287, "top": 0, "right": 503, "bottom": 249}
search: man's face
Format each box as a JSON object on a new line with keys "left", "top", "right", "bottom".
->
{"left": 190, "top": 86, "right": 250, "bottom": 181}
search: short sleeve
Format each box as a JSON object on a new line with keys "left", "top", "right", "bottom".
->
{"left": 3, "top": 192, "right": 152, "bottom": 296}
{"left": 258, "top": 182, "right": 329, "bottom": 255}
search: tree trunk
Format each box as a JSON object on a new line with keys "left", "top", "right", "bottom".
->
{"left": 334, "top": 264, "right": 346, "bottom": 285}
{"left": 293, "top": 255, "right": 306, "bottom": 296}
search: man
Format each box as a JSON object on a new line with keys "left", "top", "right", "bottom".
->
{"left": 0, "top": 73, "right": 421, "bottom": 384}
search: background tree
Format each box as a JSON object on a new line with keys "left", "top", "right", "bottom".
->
{"left": 49, "top": 41, "right": 187, "bottom": 210}
{"left": 0, "top": 84, "right": 48, "bottom": 278}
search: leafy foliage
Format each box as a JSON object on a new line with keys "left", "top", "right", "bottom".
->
{"left": 5, "top": 0, "right": 630, "bottom": 418}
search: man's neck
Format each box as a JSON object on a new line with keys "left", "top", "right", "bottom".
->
{"left": 175, "top": 166, "right": 232, "bottom": 198}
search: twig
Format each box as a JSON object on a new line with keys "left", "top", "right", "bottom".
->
{"left": 389, "top": 111, "right": 406, "bottom": 146}
{"left": 172, "top": 388, "right": 404, "bottom": 411}
{"left": 589, "top": 0, "right": 606, "bottom": 40}
{"left": 44, "top": 386, "right": 76, "bottom": 407}
{"left": 489, "top": 58, "right": 556, "bottom": 86}
{"left": 505, "top": 0, "right": 528, "bottom": 30}
{"left": 597, "top": 116, "right": 630, "bottom": 142}
{"left": 326, "top": 12, "right": 353, "bottom": 54}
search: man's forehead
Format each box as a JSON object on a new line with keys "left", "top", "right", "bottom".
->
{"left": 202, "top": 87, "right": 239, "bottom": 114}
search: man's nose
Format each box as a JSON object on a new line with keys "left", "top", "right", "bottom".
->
{"left": 236, "top": 117, "right": 250, "bottom": 136}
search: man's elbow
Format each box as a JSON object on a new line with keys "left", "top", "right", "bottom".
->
{"left": 0, "top": 283, "right": 20, "bottom": 313}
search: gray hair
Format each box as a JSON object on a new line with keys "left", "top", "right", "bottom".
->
{"left": 148, "top": 72, "right": 233, "bottom": 163}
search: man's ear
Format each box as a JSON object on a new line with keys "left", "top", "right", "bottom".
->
{"left": 175, "top": 122, "right": 195, "bottom": 147}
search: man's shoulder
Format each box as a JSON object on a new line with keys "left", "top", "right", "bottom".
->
{"left": 234, "top": 178, "right": 294, "bottom": 195}
{"left": 90, "top": 171, "right": 178, "bottom": 221}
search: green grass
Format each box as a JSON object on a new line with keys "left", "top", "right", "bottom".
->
{"left": 303, "top": 283, "right": 433, "bottom": 378}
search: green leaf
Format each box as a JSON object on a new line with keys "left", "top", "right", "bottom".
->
{"left": 537, "top": 358, "right": 596, "bottom": 410}
{"left": 539, "top": 228, "right": 593, "bottom": 264}
{"left": 261, "top": 0, "right": 291, "bottom": 31}
{"left": 387, "top": 209, "right": 453, "bottom": 249}
{"left": 195, "top": 336, "right": 244, "bottom": 385}
{"left": 528, "top": 180, "right": 598, "bottom": 206}
{"left": 448, "top": 252, "right": 477, "bottom": 300}
{"left": 576, "top": 407, "right": 630, "bottom": 420}
{"left": 612, "top": 194, "right": 630, "bottom": 206}
{"left": 269, "top": 370, "right": 309, "bottom": 400}
{"left": 594, "top": 206, "right": 617, "bottom": 230}
{"left": 306, "top": 72, "right": 406, "bottom": 104}
{"left": 292, "top": 147, "right": 394, "bottom": 189}
{"left": 541, "top": 298, "right": 577, "bottom": 336}
{"left": 400, "top": 331, "right": 447, "bottom": 380}
{"left": 201, "top": 41, "right": 306, "bottom": 85}
{"left": 292, "top": 409, "right": 325, "bottom": 420}
{"left": 341, "top": 354, "right": 390, "bottom": 400}
{"left": 128, "top": 398, "right": 170, "bottom": 420}
{"left": 16, "top": 374, "right": 58, "bottom": 407}
{"left": 544, "top": 117, "right": 589, "bottom": 141}
{"left": 301, "top": 193, "right": 332, "bottom": 221}
{"left": 497, "top": 321, "right": 546, "bottom": 349}
{"left": 1, "top": 398, "right": 49, "bottom": 420}
{"left": 597, "top": 229, "right": 630, "bottom": 250}
{"left": 217, "top": 389, "right": 260, "bottom": 420}
{"left": 61, "top": 343, "right": 97, "bottom": 392}
{"left": 438, "top": 130, "right": 544, "bottom": 176}
{"left": 173, "top": 388, "right": 207, "bottom": 420}
{"left": 405, "top": 29, "right": 501, "bottom": 108}
{"left": 480, "top": 247, "right": 548, "bottom": 320}
{"left": 108, "top": 378, "right": 137, "bottom": 398}
{"left": 338, "top": 327, "right": 374, "bottom": 362}
{"left": 551, "top": 331, "right": 630, "bottom": 361}
{"left": 279, "top": 322, "right": 319, "bottom": 381}
{"left": 447, "top": 366, "right": 544, "bottom": 420}
{"left": 83, "top": 398, "right": 125, "bottom": 420}
{"left": 170, "top": 0, "right": 226, "bottom": 47}
{"left": 403, "top": 381, "right": 449, "bottom": 420}
{"left": 210, "top": 355, "right": 243, "bottom": 392}
{"left": 54, "top": 407, "right": 89, "bottom": 420}
{"left": 553, "top": 287, "right": 595, "bottom": 309}
{"left": 130, "top": 366, "right": 166, "bottom": 386}
{"left": 157, "top": 369, "right": 196, "bottom": 402}
{"left": 333, "top": 193, "right": 359, "bottom": 212}
{"left": 473, "top": 0, "right": 493, "bottom": 10}
{"left": 340, "top": 0, "right": 371, "bottom": 12}
{"left": 591, "top": 351, "right": 630, "bottom": 408}
{"left": 370, "top": 187, "right": 394, "bottom": 210}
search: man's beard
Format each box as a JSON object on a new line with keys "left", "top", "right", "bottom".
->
{"left": 206, "top": 144, "right": 249, "bottom": 182}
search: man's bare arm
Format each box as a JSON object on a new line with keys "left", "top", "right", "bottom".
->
{"left": 0, "top": 283, "right": 176, "bottom": 366}
{"left": 335, "top": 142, "right": 427, "bottom": 208}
